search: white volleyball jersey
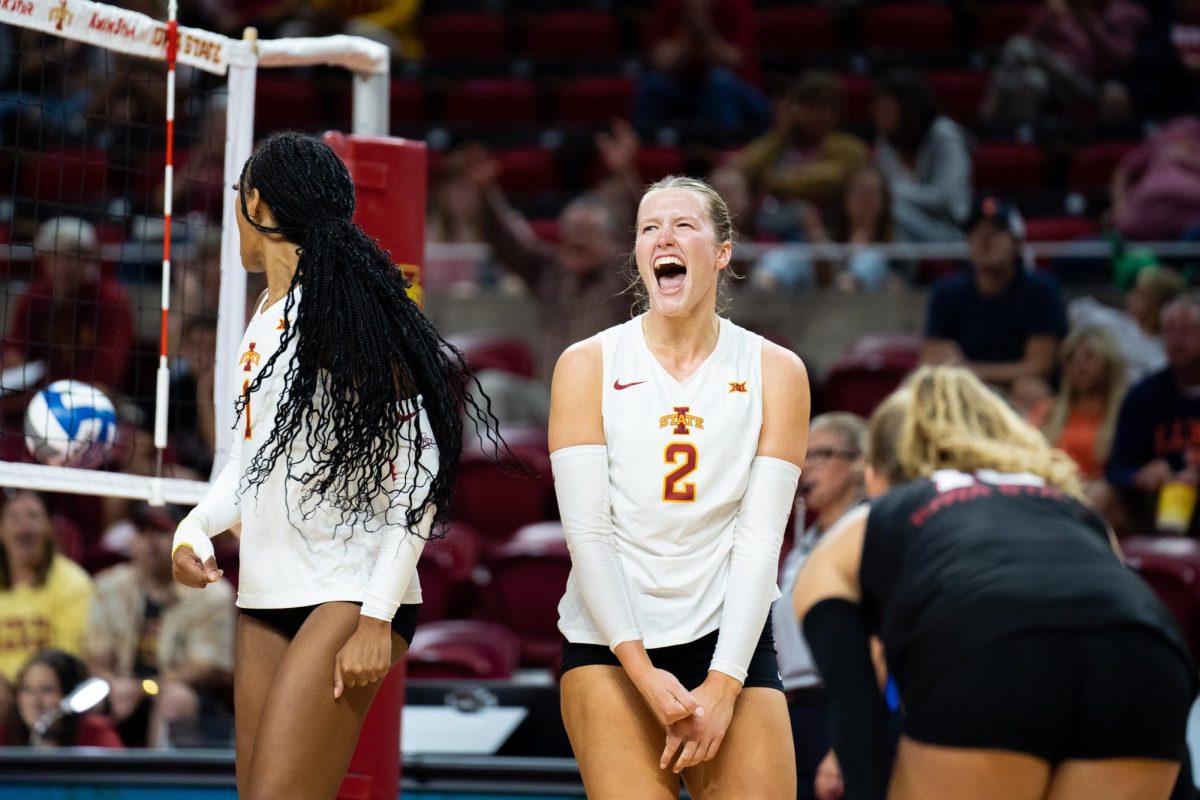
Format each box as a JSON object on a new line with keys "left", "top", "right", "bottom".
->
{"left": 227, "top": 289, "right": 429, "bottom": 609}
{"left": 558, "top": 315, "right": 771, "bottom": 648}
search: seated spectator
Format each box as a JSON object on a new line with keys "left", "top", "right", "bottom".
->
{"left": 1068, "top": 263, "right": 1187, "bottom": 383}
{"left": 1105, "top": 291, "right": 1200, "bottom": 535}
{"left": 1111, "top": 116, "right": 1200, "bottom": 241}
{"left": 982, "top": 0, "right": 1147, "bottom": 126}
{"left": 872, "top": 70, "right": 973, "bottom": 243}
{"left": 751, "top": 164, "right": 898, "bottom": 292}
{"left": 462, "top": 147, "right": 631, "bottom": 380}
{"left": 1124, "top": 0, "right": 1200, "bottom": 118}
{"left": 85, "top": 504, "right": 234, "bottom": 748}
{"left": 2, "top": 218, "right": 134, "bottom": 396}
{"left": 633, "top": 0, "right": 770, "bottom": 137}
{"left": 0, "top": 490, "right": 93, "bottom": 686}
{"left": 923, "top": 196, "right": 1068, "bottom": 392}
{"left": 733, "top": 71, "right": 868, "bottom": 213}
{"left": 773, "top": 413, "right": 868, "bottom": 800}
{"left": 1, "top": 649, "right": 121, "bottom": 748}
{"left": 1027, "top": 328, "right": 1127, "bottom": 483}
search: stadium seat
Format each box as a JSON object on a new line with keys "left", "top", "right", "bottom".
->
{"left": 527, "top": 218, "right": 560, "bottom": 243}
{"left": 447, "top": 333, "right": 536, "bottom": 378}
{"left": 443, "top": 79, "right": 540, "bottom": 125}
{"left": 19, "top": 149, "right": 108, "bottom": 204}
{"left": 1120, "top": 536, "right": 1200, "bottom": 659}
{"left": 1023, "top": 217, "right": 1100, "bottom": 242}
{"left": 422, "top": 12, "right": 507, "bottom": 60}
{"left": 1068, "top": 141, "right": 1138, "bottom": 193}
{"left": 839, "top": 74, "right": 873, "bottom": 126}
{"left": 973, "top": 142, "right": 1046, "bottom": 193}
{"left": 520, "top": 11, "right": 620, "bottom": 59}
{"left": 417, "top": 521, "right": 483, "bottom": 622}
{"left": 977, "top": 2, "right": 1040, "bottom": 47}
{"left": 754, "top": 6, "right": 840, "bottom": 53}
{"left": 51, "top": 515, "right": 85, "bottom": 566}
{"left": 452, "top": 433, "right": 554, "bottom": 543}
{"left": 823, "top": 335, "right": 921, "bottom": 418}
{"left": 554, "top": 76, "right": 635, "bottom": 125}
{"left": 254, "top": 77, "right": 322, "bottom": 135}
{"left": 863, "top": 3, "right": 954, "bottom": 50}
{"left": 483, "top": 521, "right": 571, "bottom": 666}
{"left": 590, "top": 146, "right": 685, "bottom": 186}
{"left": 406, "top": 620, "right": 521, "bottom": 680}
{"left": 927, "top": 70, "right": 988, "bottom": 126}
{"left": 390, "top": 80, "right": 426, "bottom": 127}
{"left": 492, "top": 147, "right": 560, "bottom": 195}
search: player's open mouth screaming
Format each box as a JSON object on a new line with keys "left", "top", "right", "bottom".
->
{"left": 654, "top": 255, "right": 687, "bottom": 294}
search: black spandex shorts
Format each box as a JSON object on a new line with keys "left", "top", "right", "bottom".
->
{"left": 240, "top": 602, "right": 421, "bottom": 645}
{"left": 559, "top": 618, "right": 784, "bottom": 691}
{"left": 905, "top": 626, "right": 1194, "bottom": 762}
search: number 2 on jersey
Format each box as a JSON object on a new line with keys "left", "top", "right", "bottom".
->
{"left": 663, "top": 442, "right": 697, "bottom": 502}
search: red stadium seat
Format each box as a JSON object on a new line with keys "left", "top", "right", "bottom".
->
{"left": 483, "top": 521, "right": 572, "bottom": 666}
{"left": 554, "top": 76, "right": 634, "bottom": 125}
{"left": 51, "top": 515, "right": 85, "bottom": 566}
{"left": 977, "top": 2, "right": 1040, "bottom": 46}
{"left": 254, "top": 77, "right": 322, "bottom": 134}
{"left": 1023, "top": 216, "right": 1101, "bottom": 242}
{"left": 839, "top": 74, "right": 873, "bottom": 126}
{"left": 492, "top": 147, "right": 560, "bottom": 194}
{"left": 406, "top": 620, "right": 521, "bottom": 680}
{"left": 1068, "top": 141, "right": 1138, "bottom": 193}
{"left": 927, "top": 70, "right": 988, "bottom": 126}
{"left": 863, "top": 3, "right": 954, "bottom": 50}
{"left": 417, "top": 522, "right": 483, "bottom": 623}
{"left": 823, "top": 336, "right": 921, "bottom": 418}
{"left": 521, "top": 11, "right": 620, "bottom": 59}
{"left": 390, "top": 80, "right": 425, "bottom": 126}
{"left": 973, "top": 142, "right": 1046, "bottom": 192}
{"left": 527, "top": 218, "right": 560, "bottom": 243}
{"left": 422, "top": 13, "right": 507, "bottom": 60}
{"left": 443, "top": 79, "right": 539, "bottom": 125}
{"left": 447, "top": 333, "right": 536, "bottom": 378}
{"left": 1120, "top": 536, "right": 1200, "bottom": 659}
{"left": 755, "top": 6, "right": 840, "bottom": 52}
{"left": 591, "top": 146, "right": 685, "bottom": 186}
{"left": 452, "top": 434, "right": 554, "bottom": 543}
{"left": 19, "top": 149, "right": 107, "bottom": 204}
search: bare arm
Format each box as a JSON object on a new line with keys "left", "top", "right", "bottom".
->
{"left": 968, "top": 335, "right": 1059, "bottom": 388}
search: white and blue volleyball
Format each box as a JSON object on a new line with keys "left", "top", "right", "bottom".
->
{"left": 24, "top": 380, "right": 117, "bottom": 467}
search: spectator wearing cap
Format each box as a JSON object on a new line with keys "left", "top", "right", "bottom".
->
{"left": 2, "top": 217, "right": 135, "bottom": 394}
{"left": 84, "top": 504, "right": 234, "bottom": 747}
{"left": 923, "top": 196, "right": 1068, "bottom": 392}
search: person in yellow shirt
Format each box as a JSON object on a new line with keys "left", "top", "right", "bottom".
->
{"left": 0, "top": 490, "right": 93, "bottom": 686}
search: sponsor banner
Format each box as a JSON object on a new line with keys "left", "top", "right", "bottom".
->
{"left": 0, "top": 0, "right": 230, "bottom": 74}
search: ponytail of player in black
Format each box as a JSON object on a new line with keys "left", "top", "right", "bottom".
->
{"left": 233, "top": 131, "right": 497, "bottom": 537}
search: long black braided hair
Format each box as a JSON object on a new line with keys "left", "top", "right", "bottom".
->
{"left": 234, "top": 132, "right": 498, "bottom": 537}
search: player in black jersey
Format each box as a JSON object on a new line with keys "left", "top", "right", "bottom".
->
{"left": 794, "top": 366, "right": 1193, "bottom": 800}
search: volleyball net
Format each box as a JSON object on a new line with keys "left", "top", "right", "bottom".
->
{"left": 0, "top": 0, "right": 389, "bottom": 506}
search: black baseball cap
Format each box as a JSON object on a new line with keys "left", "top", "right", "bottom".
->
{"left": 965, "top": 195, "right": 1025, "bottom": 240}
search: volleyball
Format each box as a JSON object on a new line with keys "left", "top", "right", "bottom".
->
{"left": 24, "top": 380, "right": 118, "bottom": 468}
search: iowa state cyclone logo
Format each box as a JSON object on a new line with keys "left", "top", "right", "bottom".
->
{"left": 659, "top": 406, "right": 704, "bottom": 435}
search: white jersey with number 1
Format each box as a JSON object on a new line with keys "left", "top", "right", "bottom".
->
{"left": 557, "top": 314, "right": 769, "bottom": 648}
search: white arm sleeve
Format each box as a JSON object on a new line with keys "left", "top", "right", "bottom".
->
{"left": 551, "top": 445, "right": 642, "bottom": 649}
{"left": 711, "top": 456, "right": 802, "bottom": 683}
{"left": 360, "top": 406, "right": 438, "bottom": 622}
{"left": 172, "top": 429, "right": 243, "bottom": 563}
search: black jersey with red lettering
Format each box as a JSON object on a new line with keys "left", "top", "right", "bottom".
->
{"left": 860, "top": 469, "right": 1190, "bottom": 703}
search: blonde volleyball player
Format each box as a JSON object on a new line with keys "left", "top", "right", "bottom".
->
{"left": 169, "top": 133, "right": 499, "bottom": 800}
{"left": 550, "top": 176, "right": 810, "bottom": 798}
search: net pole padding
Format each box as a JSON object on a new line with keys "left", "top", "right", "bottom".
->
{"left": 320, "top": 134, "right": 425, "bottom": 800}
{"left": 150, "top": 0, "right": 179, "bottom": 506}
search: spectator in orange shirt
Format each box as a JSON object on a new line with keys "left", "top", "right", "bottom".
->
{"left": 1028, "top": 328, "right": 1128, "bottom": 484}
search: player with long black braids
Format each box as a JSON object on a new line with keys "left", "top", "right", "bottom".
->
{"left": 168, "top": 132, "right": 501, "bottom": 800}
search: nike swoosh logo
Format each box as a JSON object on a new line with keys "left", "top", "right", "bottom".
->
{"left": 613, "top": 380, "right": 646, "bottom": 390}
